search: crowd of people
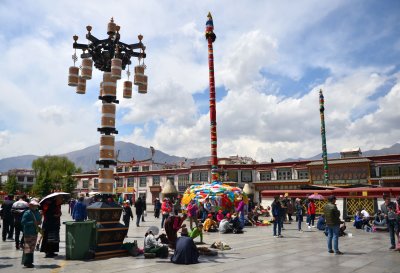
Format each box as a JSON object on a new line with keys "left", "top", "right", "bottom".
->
{"left": 2, "top": 192, "right": 399, "bottom": 267}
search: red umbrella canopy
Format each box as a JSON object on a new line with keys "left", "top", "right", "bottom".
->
{"left": 308, "top": 194, "right": 325, "bottom": 200}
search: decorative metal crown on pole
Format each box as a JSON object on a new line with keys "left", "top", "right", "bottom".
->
{"left": 205, "top": 12, "right": 218, "bottom": 182}
{"left": 319, "top": 89, "right": 329, "bottom": 185}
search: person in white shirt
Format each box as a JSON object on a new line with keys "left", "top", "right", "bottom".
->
{"left": 360, "top": 208, "right": 372, "bottom": 230}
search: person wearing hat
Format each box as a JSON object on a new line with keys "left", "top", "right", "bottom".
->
{"left": 154, "top": 197, "right": 161, "bottom": 219}
{"left": 219, "top": 214, "right": 233, "bottom": 234}
{"left": 203, "top": 214, "right": 218, "bottom": 232}
{"left": 186, "top": 199, "right": 199, "bottom": 230}
{"left": 122, "top": 201, "right": 134, "bottom": 232}
{"left": 161, "top": 198, "right": 172, "bottom": 229}
{"left": 229, "top": 213, "right": 243, "bottom": 234}
{"left": 323, "top": 195, "right": 343, "bottom": 255}
{"left": 235, "top": 196, "right": 246, "bottom": 229}
{"left": 21, "top": 200, "right": 42, "bottom": 268}
{"left": 216, "top": 210, "right": 224, "bottom": 223}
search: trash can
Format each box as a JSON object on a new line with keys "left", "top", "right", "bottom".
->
{"left": 65, "top": 220, "right": 96, "bottom": 260}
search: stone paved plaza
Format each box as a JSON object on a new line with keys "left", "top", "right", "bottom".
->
{"left": 1, "top": 204, "right": 399, "bottom": 273}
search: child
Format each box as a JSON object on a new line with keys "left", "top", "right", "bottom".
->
{"left": 189, "top": 223, "right": 204, "bottom": 243}
{"left": 203, "top": 214, "right": 218, "bottom": 232}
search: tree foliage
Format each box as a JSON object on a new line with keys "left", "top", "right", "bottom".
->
{"left": 4, "top": 174, "right": 19, "bottom": 195}
{"left": 32, "top": 156, "right": 80, "bottom": 197}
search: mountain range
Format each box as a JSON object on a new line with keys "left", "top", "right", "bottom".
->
{"left": 0, "top": 142, "right": 399, "bottom": 172}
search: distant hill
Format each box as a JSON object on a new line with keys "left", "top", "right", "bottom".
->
{"left": 0, "top": 142, "right": 399, "bottom": 172}
{"left": 0, "top": 141, "right": 210, "bottom": 172}
{"left": 282, "top": 143, "right": 400, "bottom": 162}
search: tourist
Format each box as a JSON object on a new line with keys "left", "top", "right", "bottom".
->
{"left": 272, "top": 196, "right": 283, "bottom": 237}
{"left": 235, "top": 196, "right": 246, "bottom": 228}
{"left": 122, "top": 201, "right": 133, "bottom": 229}
{"left": 68, "top": 198, "right": 76, "bottom": 216}
{"left": 323, "top": 195, "right": 343, "bottom": 255}
{"left": 360, "top": 208, "right": 372, "bottom": 230}
{"left": 295, "top": 198, "right": 303, "bottom": 232}
{"left": 161, "top": 198, "right": 172, "bottom": 229}
{"left": 279, "top": 195, "right": 287, "bottom": 229}
{"left": 170, "top": 227, "right": 199, "bottom": 264}
{"left": 72, "top": 196, "right": 87, "bottom": 221}
{"left": 154, "top": 198, "right": 161, "bottom": 219}
{"left": 164, "top": 214, "right": 187, "bottom": 249}
{"left": 12, "top": 195, "right": 29, "bottom": 250}
{"left": 229, "top": 213, "right": 243, "bottom": 233}
{"left": 219, "top": 214, "right": 233, "bottom": 234}
{"left": 40, "top": 195, "right": 62, "bottom": 258}
{"left": 353, "top": 210, "right": 363, "bottom": 229}
{"left": 381, "top": 195, "right": 397, "bottom": 249}
{"left": 144, "top": 227, "right": 169, "bottom": 258}
{"left": 287, "top": 199, "right": 294, "bottom": 222}
{"left": 1, "top": 194, "right": 15, "bottom": 241}
{"left": 189, "top": 223, "right": 204, "bottom": 243}
{"left": 134, "top": 196, "right": 144, "bottom": 227}
{"left": 203, "top": 214, "right": 218, "bottom": 232}
{"left": 307, "top": 199, "right": 316, "bottom": 228}
{"left": 141, "top": 196, "right": 147, "bottom": 222}
{"left": 186, "top": 199, "right": 199, "bottom": 230}
{"left": 21, "top": 200, "right": 41, "bottom": 268}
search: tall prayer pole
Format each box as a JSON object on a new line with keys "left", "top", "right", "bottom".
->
{"left": 319, "top": 89, "right": 329, "bottom": 185}
{"left": 205, "top": 12, "right": 218, "bottom": 182}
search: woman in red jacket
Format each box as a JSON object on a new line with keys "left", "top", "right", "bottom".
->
{"left": 161, "top": 198, "right": 172, "bottom": 229}
{"left": 308, "top": 199, "right": 316, "bottom": 228}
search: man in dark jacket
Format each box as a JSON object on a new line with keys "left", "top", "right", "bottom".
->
{"left": 271, "top": 196, "right": 283, "bottom": 237}
{"left": 2, "top": 195, "right": 15, "bottom": 241}
{"left": 141, "top": 196, "right": 147, "bottom": 222}
{"left": 170, "top": 230, "right": 199, "bottom": 264}
{"left": 122, "top": 201, "right": 134, "bottom": 230}
{"left": 323, "top": 195, "right": 343, "bottom": 255}
{"left": 380, "top": 195, "right": 397, "bottom": 249}
{"left": 134, "top": 197, "right": 144, "bottom": 227}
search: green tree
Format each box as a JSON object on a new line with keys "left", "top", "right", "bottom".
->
{"left": 4, "top": 174, "right": 19, "bottom": 195}
{"left": 32, "top": 156, "right": 80, "bottom": 197}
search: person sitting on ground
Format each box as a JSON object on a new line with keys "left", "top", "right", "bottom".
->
{"left": 203, "top": 214, "right": 218, "bottom": 232}
{"left": 189, "top": 223, "right": 204, "bottom": 243}
{"left": 317, "top": 214, "right": 326, "bottom": 231}
{"left": 216, "top": 210, "right": 224, "bottom": 223}
{"left": 353, "top": 210, "right": 363, "bottom": 229}
{"left": 360, "top": 208, "right": 372, "bottom": 230}
{"left": 373, "top": 210, "right": 386, "bottom": 227}
{"left": 144, "top": 227, "right": 169, "bottom": 258}
{"left": 229, "top": 213, "right": 243, "bottom": 234}
{"left": 170, "top": 227, "right": 199, "bottom": 264}
{"left": 219, "top": 214, "right": 233, "bottom": 234}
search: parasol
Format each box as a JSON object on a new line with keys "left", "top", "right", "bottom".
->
{"left": 12, "top": 200, "right": 29, "bottom": 209}
{"left": 308, "top": 194, "right": 325, "bottom": 200}
{"left": 39, "top": 192, "right": 70, "bottom": 204}
{"left": 146, "top": 226, "right": 159, "bottom": 235}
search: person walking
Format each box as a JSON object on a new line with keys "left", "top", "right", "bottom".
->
{"left": 12, "top": 195, "right": 29, "bottom": 250}
{"left": 1, "top": 194, "right": 15, "bottom": 241}
{"left": 287, "top": 199, "right": 294, "bottom": 222}
{"left": 141, "top": 196, "right": 147, "bottom": 222}
{"left": 40, "top": 196, "right": 62, "bottom": 258}
{"left": 72, "top": 196, "right": 87, "bottom": 221}
{"left": 323, "top": 195, "right": 343, "bottom": 255}
{"left": 186, "top": 199, "right": 199, "bottom": 230}
{"left": 134, "top": 196, "right": 144, "bottom": 227}
{"left": 154, "top": 198, "right": 161, "bottom": 218}
{"left": 235, "top": 196, "right": 246, "bottom": 229}
{"left": 271, "top": 196, "right": 283, "bottom": 238}
{"left": 122, "top": 201, "right": 134, "bottom": 233}
{"left": 308, "top": 199, "right": 316, "bottom": 228}
{"left": 21, "top": 200, "right": 41, "bottom": 268}
{"left": 295, "top": 198, "right": 303, "bottom": 232}
{"left": 161, "top": 198, "right": 172, "bottom": 229}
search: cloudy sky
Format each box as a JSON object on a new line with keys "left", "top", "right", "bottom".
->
{"left": 0, "top": 0, "right": 399, "bottom": 162}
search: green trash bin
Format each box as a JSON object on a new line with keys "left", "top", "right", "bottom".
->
{"left": 65, "top": 220, "right": 96, "bottom": 260}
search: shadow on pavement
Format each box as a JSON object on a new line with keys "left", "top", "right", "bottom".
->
{"left": 0, "top": 264, "right": 13, "bottom": 269}
{"left": 35, "top": 264, "right": 61, "bottom": 269}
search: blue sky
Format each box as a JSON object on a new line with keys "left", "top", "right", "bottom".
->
{"left": 0, "top": 0, "right": 399, "bottom": 162}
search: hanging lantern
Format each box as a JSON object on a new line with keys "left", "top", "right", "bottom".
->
{"left": 134, "top": 65, "right": 145, "bottom": 75}
{"left": 68, "top": 66, "right": 79, "bottom": 86}
{"left": 76, "top": 76, "right": 86, "bottom": 94}
{"left": 123, "top": 81, "right": 132, "bottom": 98}
{"left": 111, "top": 58, "right": 122, "bottom": 79}
{"left": 102, "top": 72, "right": 117, "bottom": 97}
{"left": 134, "top": 74, "right": 147, "bottom": 86}
{"left": 138, "top": 82, "right": 147, "bottom": 94}
{"left": 81, "top": 58, "right": 93, "bottom": 80}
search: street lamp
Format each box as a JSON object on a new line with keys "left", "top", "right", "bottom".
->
{"left": 68, "top": 18, "right": 147, "bottom": 259}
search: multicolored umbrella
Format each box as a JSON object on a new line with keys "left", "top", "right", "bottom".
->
{"left": 181, "top": 182, "right": 248, "bottom": 211}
